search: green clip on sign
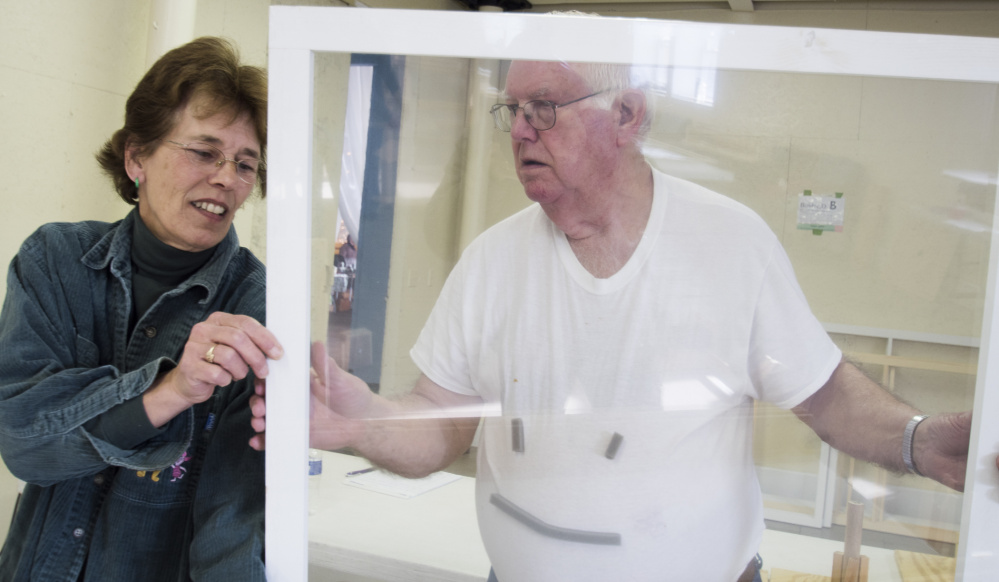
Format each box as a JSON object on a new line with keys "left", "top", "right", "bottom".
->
{"left": 798, "top": 191, "right": 844, "bottom": 235}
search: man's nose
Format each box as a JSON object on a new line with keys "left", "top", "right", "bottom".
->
{"left": 509, "top": 110, "right": 538, "bottom": 141}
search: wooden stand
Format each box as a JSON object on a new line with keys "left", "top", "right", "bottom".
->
{"left": 831, "top": 501, "right": 870, "bottom": 582}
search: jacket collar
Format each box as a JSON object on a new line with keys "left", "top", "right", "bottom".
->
{"left": 81, "top": 208, "right": 241, "bottom": 305}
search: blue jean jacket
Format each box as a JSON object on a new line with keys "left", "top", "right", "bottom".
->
{"left": 0, "top": 210, "right": 267, "bottom": 581}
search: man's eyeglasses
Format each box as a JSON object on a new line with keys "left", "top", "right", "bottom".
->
{"left": 489, "top": 91, "right": 605, "bottom": 132}
{"left": 166, "top": 140, "right": 263, "bottom": 185}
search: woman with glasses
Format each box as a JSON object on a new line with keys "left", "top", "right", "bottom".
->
{"left": 0, "top": 37, "right": 282, "bottom": 581}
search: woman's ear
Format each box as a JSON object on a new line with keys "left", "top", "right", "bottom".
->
{"left": 124, "top": 142, "right": 143, "bottom": 184}
{"left": 614, "top": 89, "right": 647, "bottom": 145}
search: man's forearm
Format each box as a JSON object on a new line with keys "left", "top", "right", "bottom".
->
{"left": 311, "top": 373, "right": 482, "bottom": 479}
{"left": 793, "top": 361, "right": 920, "bottom": 474}
{"left": 349, "top": 392, "right": 479, "bottom": 479}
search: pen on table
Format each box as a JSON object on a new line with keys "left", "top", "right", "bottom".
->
{"left": 346, "top": 467, "right": 376, "bottom": 477}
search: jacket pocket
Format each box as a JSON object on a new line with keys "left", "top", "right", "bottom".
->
{"left": 75, "top": 334, "right": 100, "bottom": 368}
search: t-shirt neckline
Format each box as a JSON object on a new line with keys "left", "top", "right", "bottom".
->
{"left": 551, "top": 168, "right": 667, "bottom": 295}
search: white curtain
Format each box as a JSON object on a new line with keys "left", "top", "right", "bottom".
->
{"left": 337, "top": 64, "right": 374, "bottom": 244}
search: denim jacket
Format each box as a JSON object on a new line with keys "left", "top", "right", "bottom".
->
{"left": 0, "top": 210, "right": 266, "bottom": 581}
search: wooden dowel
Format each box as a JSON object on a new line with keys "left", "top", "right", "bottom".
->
{"left": 832, "top": 551, "right": 845, "bottom": 582}
{"left": 844, "top": 556, "right": 861, "bottom": 581}
{"left": 844, "top": 501, "right": 865, "bottom": 559}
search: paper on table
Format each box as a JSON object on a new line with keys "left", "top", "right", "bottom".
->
{"left": 344, "top": 469, "right": 462, "bottom": 499}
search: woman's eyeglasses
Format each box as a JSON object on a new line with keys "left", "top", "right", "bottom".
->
{"left": 166, "top": 140, "right": 263, "bottom": 185}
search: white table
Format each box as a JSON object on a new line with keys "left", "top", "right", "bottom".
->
{"left": 308, "top": 452, "right": 491, "bottom": 582}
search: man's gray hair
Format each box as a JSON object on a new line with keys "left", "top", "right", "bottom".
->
{"left": 571, "top": 62, "right": 654, "bottom": 139}
{"left": 546, "top": 11, "right": 654, "bottom": 138}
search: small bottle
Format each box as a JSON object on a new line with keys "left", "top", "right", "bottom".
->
{"left": 308, "top": 449, "right": 323, "bottom": 515}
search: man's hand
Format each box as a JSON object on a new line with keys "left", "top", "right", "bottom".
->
{"left": 307, "top": 341, "right": 375, "bottom": 451}
{"left": 249, "top": 341, "right": 482, "bottom": 479}
{"left": 249, "top": 341, "right": 373, "bottom": 451}
{"left": 912, "top": 412, "right": 971, "bottom": 492}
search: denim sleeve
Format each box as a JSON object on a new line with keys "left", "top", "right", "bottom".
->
{"left": 0, "top": 245, "right": 192, "bottom": 485}
{"left": 188, "top": 381, "right": 266, "bottom": 580}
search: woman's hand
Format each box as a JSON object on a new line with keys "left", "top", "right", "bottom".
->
{"left": 145, "top": 312, "right": 283, "bottom": 428}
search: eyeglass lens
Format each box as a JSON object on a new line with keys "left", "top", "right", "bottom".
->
{"left": 173, "top": 141, "right": 261, "bottom": 185}
{"left": 491, "top": 101, "right": 557, "bottom": 132}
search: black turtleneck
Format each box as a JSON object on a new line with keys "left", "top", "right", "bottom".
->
{"left": 130, "top": 213, "right": 215, "bottom": 326}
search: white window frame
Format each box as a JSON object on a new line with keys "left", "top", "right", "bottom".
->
{"left": 266, "top": 7, "right": 999, "bottom": 580}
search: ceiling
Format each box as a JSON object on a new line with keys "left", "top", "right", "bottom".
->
{"left": 334, "top": 0, "right": 999, "bottom": 38}
{"left": 458, "top": 0, "right": 757, "bottom": 10}
{"left": 454, "top": 0, "right": 999, "bottom": 14}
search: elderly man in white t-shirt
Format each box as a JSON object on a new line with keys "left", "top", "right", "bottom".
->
{"left": 251, "top": 59, "right": 975, "bottom": 582}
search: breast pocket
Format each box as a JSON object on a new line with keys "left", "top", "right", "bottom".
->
{"left": 75, "top": 334, "right": 100, "bottom": 368}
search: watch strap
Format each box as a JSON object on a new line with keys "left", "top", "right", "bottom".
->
{"left": 902, "top": 414, "right": 929, "bottom": 476}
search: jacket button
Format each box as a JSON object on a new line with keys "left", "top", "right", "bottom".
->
{"left": 94, "top": 474, "right": 105, "bottom": 486}
{"left": 73, "top": 528, "right": 85, "bottom": 538}
{"left": 144, "top": 326, "right": 157, "bottom": 338}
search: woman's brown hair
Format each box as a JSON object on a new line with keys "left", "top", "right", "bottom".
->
{"left": 96, "top": 36, "right": 267, "bottom": 203}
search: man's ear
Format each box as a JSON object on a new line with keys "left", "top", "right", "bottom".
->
{"left": 615, "top": 89, "right": 647, "bottom": 144}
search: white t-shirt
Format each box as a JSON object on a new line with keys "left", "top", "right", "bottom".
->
{"left": 411, "top": 169, "right": 842, "bottom": 581}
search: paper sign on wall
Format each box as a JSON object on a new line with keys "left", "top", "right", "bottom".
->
{"left": 797, "top": 190, "right": 844, "bottom": 234}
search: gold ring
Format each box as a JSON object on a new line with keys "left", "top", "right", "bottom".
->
{"left": 204, "top": 344, "right": 217, "bottom": 364}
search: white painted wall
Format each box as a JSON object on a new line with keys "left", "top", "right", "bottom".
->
{"left": 0, "top": 0, "right": 152, "bottom": 543}
{"left": 0, "top": 0, "right": 271, "bottom": 545}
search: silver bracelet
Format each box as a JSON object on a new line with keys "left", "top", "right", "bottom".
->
{"left": 902, "top": 414, "right": 929, "bottom": 476}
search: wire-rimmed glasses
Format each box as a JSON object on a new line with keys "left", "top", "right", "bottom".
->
{"left": 165, "top": 140, "right": 263, "bottom": 185}
{"left": 489, "top": 90, "right": 605, "bottom": 132}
